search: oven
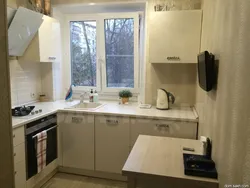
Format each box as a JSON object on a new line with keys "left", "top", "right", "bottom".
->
{"left": 25, "top": 114, "right": 57, "bottom": 180}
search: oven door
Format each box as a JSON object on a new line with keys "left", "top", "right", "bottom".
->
{"left": 26, "top": 119, "right": 57, "bottom": 179}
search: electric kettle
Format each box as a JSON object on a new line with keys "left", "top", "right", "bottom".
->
{"left": 156, "top": 88, "right": 175, "bottom": 110}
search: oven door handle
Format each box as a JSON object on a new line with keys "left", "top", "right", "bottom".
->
{"left": 32, "top": 125, "right": 58, "bottom": 139}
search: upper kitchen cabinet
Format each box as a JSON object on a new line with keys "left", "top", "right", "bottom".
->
{"left": 19, "top": 15, "right": 61, "bottom": 63}
{"left": 149, "top": 10, "right": 202, "bottom": 63}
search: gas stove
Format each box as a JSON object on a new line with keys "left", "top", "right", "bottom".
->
{"left": 12, "top": 105, "right": 43, "bottom": 117}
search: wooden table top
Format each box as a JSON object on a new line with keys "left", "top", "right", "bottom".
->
{"left": 122, "top": 135, "right": 219, "bottom": 185}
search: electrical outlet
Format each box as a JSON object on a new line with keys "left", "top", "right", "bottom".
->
{"left": 30, "top": 93, "right": 36, "bottom": 99}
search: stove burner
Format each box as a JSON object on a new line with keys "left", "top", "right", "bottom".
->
{"left": 12, "top": 106, "right": 35, "bottom": 117}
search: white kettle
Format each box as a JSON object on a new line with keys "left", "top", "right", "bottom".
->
{"left": 156, "top": 89, "right": 175, "bottom": 110}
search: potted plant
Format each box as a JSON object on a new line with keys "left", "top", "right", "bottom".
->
{"left": 119, "top": 90, "right": 133, "bottom": 104}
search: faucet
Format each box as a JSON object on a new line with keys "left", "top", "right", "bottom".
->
{"left": 80, "top": 92, "right": 88, "bottom": 103}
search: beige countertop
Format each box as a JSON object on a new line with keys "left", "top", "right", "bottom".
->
{"left": 12, "top": 100, "right": 198, "bottom": 129}
{"left": 122, "top": 135, "right": 218, "bottom": 188}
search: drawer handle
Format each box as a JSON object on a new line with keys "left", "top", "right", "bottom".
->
{"left": 13, "top": 134, "right": 15, "bottom": 138}
{"left": 156, "top": 124, "right": 170, "bottom": 128}
{"left": 72, "top": 117, "right": 83, "bottom": 124}
{"left": 106, "top": 119, "right": 119, "bottom": 125}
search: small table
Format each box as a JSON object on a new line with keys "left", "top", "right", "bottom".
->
{"left": 122, "top": 135, "right": 219, "bottom": 188}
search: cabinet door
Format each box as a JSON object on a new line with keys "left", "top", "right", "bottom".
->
{"left": 95, "top": 115, "right": 130, "bottom": 174}
{"left": 149, "top": 10, "right": 202, "bottom": 63}
{"left": 130, "top": 118, "right": 197, "bottom": 147}
{"left": 13, "top": 143, "right": 25, "bottom": 164}
{"left": 14, "top": 161, "right": 26, "bottom": 188}
{"left": 39, "top": 15, "right": 53, "bottom": 62}
{"left": 39, "top": 16, "right": 60, "bottom": 63}
{"left": 13, "top": 126, "right": 25, "bottom": 147}
{"left": 51, "top": 18, "right": 61, "bottom": 62}
{"left": 60, "top": 113, "right": 94, "bottom": 170}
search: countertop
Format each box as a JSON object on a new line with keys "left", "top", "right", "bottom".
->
{"left": 12, "top": 100, "right": 198, "bottom": 129}
{"left": 122, "top": 135, "right": 218, "bottom": 188}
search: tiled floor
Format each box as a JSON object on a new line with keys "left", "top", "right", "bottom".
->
{"left": 42, "top": 173, "right": 127, "bottom": 188}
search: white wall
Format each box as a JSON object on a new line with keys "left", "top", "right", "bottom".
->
{"left": 9, "top": 59, "right": 42, "bottom": 106}
{"left": 196, "top": 0, "right": 250, "bottom": 186}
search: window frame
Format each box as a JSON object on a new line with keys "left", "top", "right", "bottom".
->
{"left": 65, "top": 12, "right": 140, "bottom": 94}
{"left": 99, "top": 13, "right": 140, "bottom": 93}
{"left": 66, "top": 14, "right": 101, "bottom": 92}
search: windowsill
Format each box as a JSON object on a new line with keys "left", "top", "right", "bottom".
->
{"left": 72, "top": 90, "right": 139, "bottom": 102}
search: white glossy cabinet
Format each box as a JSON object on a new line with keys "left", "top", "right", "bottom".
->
{"left": 130, "top": 118, "right": 197, "bottom": 147}
{"left": 39, "top": 16, "right": 61, "bottom": 62}
{"left": 149, "top": 10, "right": 202, "bottom": 63}
{"left": 95, "top": 115, "right": 130, "bottom": 174}
{"left": 13, "top": 126, "right": 26, "bottom": 188}
{"left": 60, "top": 113, "right": 95, "bottom": 170}
{"left": 20, "top": 15, "right": 61, "bottom": 63}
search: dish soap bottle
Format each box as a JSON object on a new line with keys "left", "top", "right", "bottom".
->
{"left": 89, "top": 89, "right": 94, "bottom": 102}
{"left": 93, "top": 90, "right": 99, "bottom": 103}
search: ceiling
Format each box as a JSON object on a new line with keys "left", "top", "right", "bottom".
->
{"left": 53, "top": 2, "right": 146, "bottom": 14}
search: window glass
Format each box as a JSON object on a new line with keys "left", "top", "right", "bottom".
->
{"left": 104, "top": 18, "right": 134, "bottom": 88}
{"left": 70, "top": 21, "right": 97, "bottom": 86}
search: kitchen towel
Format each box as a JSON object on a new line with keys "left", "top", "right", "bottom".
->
{"left": 36, "top": 130, "right": 47, "bottom": 173}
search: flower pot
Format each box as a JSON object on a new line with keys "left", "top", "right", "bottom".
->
{"left": 121, "top": 97, "right": 129, "bottom": 104}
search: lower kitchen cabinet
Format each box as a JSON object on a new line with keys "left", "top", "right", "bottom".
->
{"left": 13, "top": 126, "right": 26, "bottom": 188}
{"left": 14, "top": 160, "right": 26, "bottom": 188}
{"left": 60, "top": 113, "right": 95, "bottom": 170}
{"left": 95, "top": 115, "right": 130, "bottom": 174}
{"left": 130, "top": 118, "right": 197, "bottom": 147}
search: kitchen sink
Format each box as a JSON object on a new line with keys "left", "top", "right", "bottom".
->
{"left": 68, "top": 102, "right": 104, "bottom": 110}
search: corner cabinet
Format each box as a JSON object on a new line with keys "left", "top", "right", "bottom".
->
{"left": 60, "top": 113, "right": 95, "bottom": 170}
{"left": 95, "top": 115, "right": 130, "bottom": 174}
{"left": 19, "top": 15, "right": 61, "bottom": 63}
{"left": 149, "top": 10, "right": 202, "bottom": 63}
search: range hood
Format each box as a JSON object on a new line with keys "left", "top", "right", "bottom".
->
{"left": 8, "top": 7, "right": 44, "bottom": 56}
{"left": 7, "top": 7, "right": 16, "bottom": 26}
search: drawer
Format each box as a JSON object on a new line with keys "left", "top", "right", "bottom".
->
{"left": 13, "top": 126, "right": 25, "bottom": 147}
{"left": 58, "top": 113, "right": 94, "bottom": 124}
{"left": 14, "top": 160, "right": 26, "bottom": 188}
{"left": 130, "top": 118, "right": 197, "bottom": 147}
{"left": 14, "top": 143, "right": 25, "bottom": 164}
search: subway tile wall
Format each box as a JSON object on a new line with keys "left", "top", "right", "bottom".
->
{"left": 9, "top": 59, "right": 42, "bottom": 107}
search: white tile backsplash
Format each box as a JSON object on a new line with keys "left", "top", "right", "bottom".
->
{"left": 9, "top": 59, "right": 41, "bottom": 107}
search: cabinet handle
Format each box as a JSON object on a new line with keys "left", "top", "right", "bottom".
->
{"left": 106, "top": 119, "right": 119, "bottom": 125}
{"left": 156, "top": 124, "right": 170, "bottom": 128}
{"left": 72, "top": 117, "right": 83, "bottom": 124}
{"left": 15, "top": 171, "right": 17, "bottom": 175}
{"left": 167, "top": 56, "right": 180, "bottom": 61}
{"left": 14, "top": 153, "right": 16, "bottom": 157}
{"left": 48, "top": 57, "right": 56, "bottom": 60}
{"left": 13, "top": 134, "right": 15, "bottom": 138}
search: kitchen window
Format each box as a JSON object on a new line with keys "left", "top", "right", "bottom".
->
{"left": 67, "top": 13, "right": 139, "bottom": 94}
